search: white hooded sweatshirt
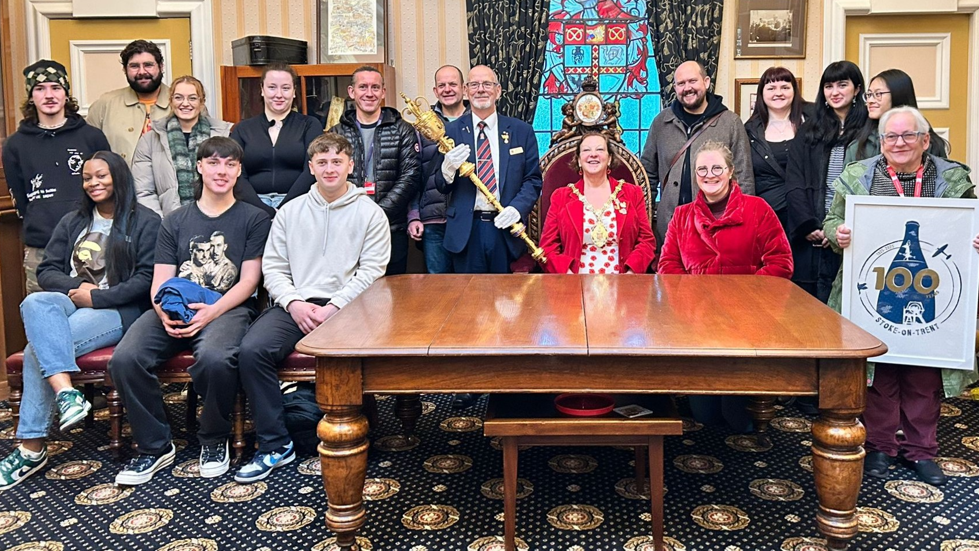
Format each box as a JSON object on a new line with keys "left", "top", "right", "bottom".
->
{"left": 262, "top": 183, "right": 391, "bottom": 310}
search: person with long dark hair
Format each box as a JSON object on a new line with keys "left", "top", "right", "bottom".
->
{"left": 844, "top": 68, "right": 948, "bottom": 164}
{"left": 0, "top": 151, "right": 161, "bottom": 490}
{"left": 745, "top": 66, "right": 808, "bottom": 232}
{"left": 785, "top": 60, "right": 868, "bottom": 303}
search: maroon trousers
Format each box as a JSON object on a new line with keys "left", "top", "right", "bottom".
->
{"left": 864, "top": 362, "right": 943, "bottom": 461}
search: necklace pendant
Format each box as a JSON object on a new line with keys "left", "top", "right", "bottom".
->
{"left": 592, "top": 221, "right": 609, "bottom": 248}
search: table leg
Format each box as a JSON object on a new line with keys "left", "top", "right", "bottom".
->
{"left": 394, "top": 394, "right": 422, "bottom": 439}
{"left": 503, "top": 437, "right": 518, "bottom": 551}
{"left": 747, "top": 396, "right": 776, "bottom": 448}
{"left": 812, "top": 410, "right": 865, "bottom": 551}
{"left": 648, "top": 436, "right": 665, "bottom": 551}
{"left": 318, "top": 405, "right": 370, "bottom": 550}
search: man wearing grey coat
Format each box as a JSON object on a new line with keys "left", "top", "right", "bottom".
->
{"left": 640, "top": 60, "right": 754, "bottom": 243}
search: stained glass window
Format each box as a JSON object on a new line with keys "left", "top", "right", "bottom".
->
{"left": 532, "top": 0, "right": 661, "bottom": 158}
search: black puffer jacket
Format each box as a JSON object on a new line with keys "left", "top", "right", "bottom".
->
{"left": 410, "top": 103, "right": 470, "bottom": 223}
{"left": 328, "top": 106, "right": 420, "bottom": 231}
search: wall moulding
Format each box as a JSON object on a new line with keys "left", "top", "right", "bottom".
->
{"left": 25, "top": 0, "right": 216, "bottom": 116}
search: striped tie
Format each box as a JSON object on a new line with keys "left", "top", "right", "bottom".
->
{"left": 477, "top": 121, "right": 498, "bottom": 197}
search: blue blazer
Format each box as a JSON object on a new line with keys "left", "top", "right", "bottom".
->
{"left": 435, "top": 114, "right": 543, "bottom": 259}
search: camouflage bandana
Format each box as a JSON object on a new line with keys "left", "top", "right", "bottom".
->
{"left": 23, "top": 59, "right": 70, "bottom": 95}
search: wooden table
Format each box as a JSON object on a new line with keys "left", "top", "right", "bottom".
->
{"left": 297, "top": 274, "right": 887, "bottom": 551}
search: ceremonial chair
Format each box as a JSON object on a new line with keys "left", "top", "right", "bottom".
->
{"left": 511, "top": 76, "right": 655, "bottom": 272}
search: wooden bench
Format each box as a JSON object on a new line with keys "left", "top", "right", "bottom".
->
{"left": 484, "top": 394, "right": 682, "bottom": 551}
{"left": 5, "top": 346, "right": 318, "bottom": 462}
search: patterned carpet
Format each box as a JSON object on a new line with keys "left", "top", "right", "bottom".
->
{"left": 2, "top": 387, "right": 979, "bottom": 551}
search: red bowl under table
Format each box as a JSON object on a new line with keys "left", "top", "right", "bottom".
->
{"left": 554, "top": 393, "right": 616, "bottom": 417}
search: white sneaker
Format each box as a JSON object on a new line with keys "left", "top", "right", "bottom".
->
{"left": 199, "top": 440, "right": 229, "bottom": 478}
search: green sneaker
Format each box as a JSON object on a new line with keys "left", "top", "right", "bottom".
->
{"left": 56, "top": 388, "right": 91, "bottom": 431}
{"left": 0, "top": 447, "right": 48, "bottom": 491}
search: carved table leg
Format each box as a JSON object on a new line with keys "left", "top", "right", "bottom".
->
{"left": 747, "top": 396, "right": 776, "bottom": 448}
{"left": 813, "top": 358, "right": 868, "bottom": 551}
{"left": 812, "top": 410, "right": 865, "bottom": 551}
{"left": 394, "top": 394, "right": 422, "bottom": 440}
{"left": 318, "top": 406, "right": 370, "bottom": 551}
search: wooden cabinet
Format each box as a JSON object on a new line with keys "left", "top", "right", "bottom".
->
{"left": 219, "top": 63, "right": 396, "bottom": 125}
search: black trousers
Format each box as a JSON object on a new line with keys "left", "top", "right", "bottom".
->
{"left": 238, "top": 299, "right": 328, "bottom": 452}
{"left": 109, "top": 305, "right": 255, "bottom": 455}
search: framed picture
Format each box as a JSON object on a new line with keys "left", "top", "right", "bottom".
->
{"left": 735, "top": 0, "right": 807, "bottom": 58}
{"left": 734, "top": 77, "right": 802, "bottom": 121}
{"left": 841, "top": 196, "right": 979, "bottom": 370}
{"left": 319, "top": 0, "right": 386, "bottom": 63}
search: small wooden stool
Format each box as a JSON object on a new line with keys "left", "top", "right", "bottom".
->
{"left": 484, "top": 394, "right": 682, "bottom": 551}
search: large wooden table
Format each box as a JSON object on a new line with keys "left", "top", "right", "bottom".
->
{"left": 297, "top": 274, "right": 887, "bottom": 551}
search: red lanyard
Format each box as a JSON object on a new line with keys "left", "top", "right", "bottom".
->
{"left": 885, "top": 164, "right": 924, "bottom": 197}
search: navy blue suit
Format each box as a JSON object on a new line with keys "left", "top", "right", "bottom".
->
{"left": 435, "top": 114, "right": 542, "bottom": 272}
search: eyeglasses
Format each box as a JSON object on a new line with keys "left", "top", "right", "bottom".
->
{"left": 695, "top": 165, "right": 727, "bottom": 177}
{"left": 880, "top": 131, "right": 924, "bottom": 145}
{"left": 466, "top": 81, "right": 499, "bottom": 91}
{"left": 864, "top": 91, "right": 891, "bottom": 101}
{"left": 172, "top": 95, "right": 201, "bottom": 104}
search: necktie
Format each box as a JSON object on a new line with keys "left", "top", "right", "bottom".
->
{"left": 477, "top": 121, "right": 498, "bottom": 197}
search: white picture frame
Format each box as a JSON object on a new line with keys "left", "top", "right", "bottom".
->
{"left": 841, "top": 195, "right": 979, "bottom": 370}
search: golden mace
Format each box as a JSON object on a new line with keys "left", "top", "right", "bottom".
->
{"left": 400, "top": 93, "right": 547, "bottom": 264}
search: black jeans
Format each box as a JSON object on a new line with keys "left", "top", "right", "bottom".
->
{"left": 109, "top": 305, "right": 255, "bottom": 455}
{"left": 238, "top": 300, "right": 328, "bottom": 452}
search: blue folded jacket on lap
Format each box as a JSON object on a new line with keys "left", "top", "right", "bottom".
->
{"left": 153, "top": 277, "right": 222, "bottom": 324}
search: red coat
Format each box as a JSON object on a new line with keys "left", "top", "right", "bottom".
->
{"left": 658, "top": 182, "right": 793, "bottom": 278}
{"left": 539, "top": 178, "right": 657, "bottom": 274}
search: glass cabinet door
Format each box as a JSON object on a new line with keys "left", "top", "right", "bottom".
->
{"left": 304, "top": 75, "right": 353, "bottom": 122}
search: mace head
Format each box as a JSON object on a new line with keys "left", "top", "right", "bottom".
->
{"left": 400, "top": 93, "right": 446, "bottom": 141}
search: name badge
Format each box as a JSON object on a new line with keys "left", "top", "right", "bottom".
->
{"left": 509, "top": 147, "right": 524, "bottom": 155}
{"left": 364, "top": 181, "right": 376, "bottom": 195}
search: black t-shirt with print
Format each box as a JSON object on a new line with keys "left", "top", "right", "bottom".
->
{"left": 156, "top": 201, "right": 271, "bottom": 294}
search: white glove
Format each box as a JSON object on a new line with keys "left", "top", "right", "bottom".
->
{"left": 494, "top": 206, "right": 521, "bottom": 229}
{"left": 440, "top": 144, "right": 471, "bottom": 181}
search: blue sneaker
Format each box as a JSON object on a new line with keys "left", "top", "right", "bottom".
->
{"left": 234, "top": 441, "right": 295, "bottom": 483}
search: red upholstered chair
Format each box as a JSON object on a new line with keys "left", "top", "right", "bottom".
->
{"left": 511, "top": 77, "right": 654, "bottom": 273}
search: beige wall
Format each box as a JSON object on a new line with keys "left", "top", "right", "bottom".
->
{"left": 717, "top": 0, "right": 826, "bottom": 104}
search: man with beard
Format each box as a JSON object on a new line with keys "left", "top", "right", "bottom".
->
{"left": 640, "top": 60, "right": 754, "bottom": 244}
{"left": 87, "top": 40, "right": 170, "bottom": 166}
{"left": 407, "top": 64, "right": 470, "bottom": 274}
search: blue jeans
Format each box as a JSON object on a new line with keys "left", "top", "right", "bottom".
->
{"left": 422, "top": 223, "right": 453, "bottom": 274}
{"left": 17, "top": 292, "right": 123, "bottom": 439}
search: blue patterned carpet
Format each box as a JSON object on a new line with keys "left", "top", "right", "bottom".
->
{"left": 2, "top": 389, "right": 979, "bottom": 551}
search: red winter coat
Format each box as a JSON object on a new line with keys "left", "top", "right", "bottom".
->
{"left": 539, "top": 178, "right": 657, "bottom": 274}
{"left": 658, "top": 182, "right": 793, "bottom": 278}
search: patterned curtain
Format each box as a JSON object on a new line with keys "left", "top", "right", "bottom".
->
{"left": 466, "top": 0, "right": 550, "bottom": 124}
{"left": 648, "top": 0, "right": 724, "bottom": 106}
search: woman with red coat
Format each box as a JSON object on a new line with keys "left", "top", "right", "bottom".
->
{"left": 540, "top": 132, "right": 657, "bottom": 274}
{"left": 659, "top": 141, "right": 793, "bottom": 277}
{"left": 659, "top": 140, "right": 793, "bottom": 431}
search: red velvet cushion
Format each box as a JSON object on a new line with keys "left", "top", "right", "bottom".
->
{"left": 282, "top": 351, "right": 315, "bottom": 370}
{"left": 6, "top": 347, "right": 116, "bottom": 376}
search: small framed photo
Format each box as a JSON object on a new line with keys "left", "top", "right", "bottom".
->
{"left": 735, "top": 0, "right": 807, "bottom": 59}
{"left": 734, "top": 77, "right": 802, "bottom": 121}
{"left": 319, "top": 0, "right": 386, "bottom": 63}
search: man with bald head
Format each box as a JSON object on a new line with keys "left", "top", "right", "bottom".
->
{"left": 408, "top": 65, "right": 470, "bottom": 274}
{"left": 435, "top": 65, "right": 542, "bottom": 274}
{"left": 640, "top": 60, "right": 754, "bottom": 244}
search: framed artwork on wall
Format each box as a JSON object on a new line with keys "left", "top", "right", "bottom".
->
{"left": 735, "top": 0, "right": 807, "bottom": 59}
{"left": 734, "top": 77, "right": 802, "bottom": 121}
{"left": 319, "top": 0, "right": 386, "bottom": 63}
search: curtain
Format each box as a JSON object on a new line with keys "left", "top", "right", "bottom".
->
{"left": 466, "top": 0, "right": 550, "bottom": 124}
{"left": 648, "top": 0, "right": 724, "bottom": 106}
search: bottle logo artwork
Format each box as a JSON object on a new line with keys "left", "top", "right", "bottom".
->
{"left": 856, "top": 221, "right": 963, "bottom": 337}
